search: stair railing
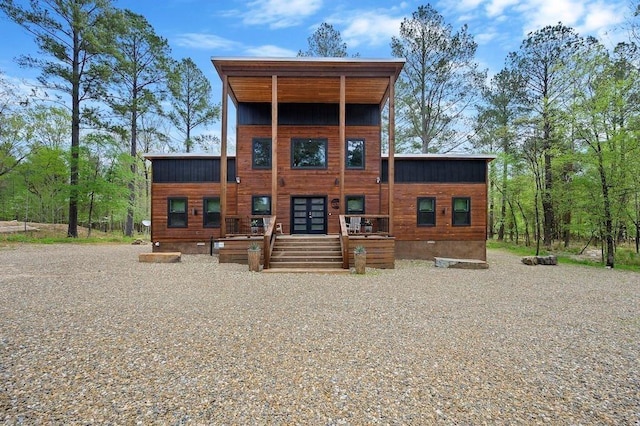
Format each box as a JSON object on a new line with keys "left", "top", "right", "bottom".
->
{"left": 263, "top": 216, "right": 276, "bottom": 269}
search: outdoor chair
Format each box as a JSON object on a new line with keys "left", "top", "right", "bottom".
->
{"left": 348, "top": 216, "right": 361, "bottom": 234}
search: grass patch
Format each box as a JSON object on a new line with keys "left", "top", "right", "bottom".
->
{"left": 488, "top": 240, "right": 640, "bottom": 272}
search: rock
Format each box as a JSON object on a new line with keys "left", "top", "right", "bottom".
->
{"left": 522, "top": 255, "right": 557, "bottom": 266}
{"left": 537, "top": 255, "right": 557, "bottom": 265}
{"left": 132, "top": 238, "right": 146, "bottom": 245}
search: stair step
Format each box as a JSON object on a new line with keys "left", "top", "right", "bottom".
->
{"left": 269, "top": 261, "right": 344, "bottom": 269}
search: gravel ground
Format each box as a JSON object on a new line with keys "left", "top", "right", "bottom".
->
{"left": 1, "top": 243, "right": 638, "bottom": 424}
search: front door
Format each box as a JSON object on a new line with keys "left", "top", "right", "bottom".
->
{"left": 291, "top": 196, "right": 327, "bottom": 234}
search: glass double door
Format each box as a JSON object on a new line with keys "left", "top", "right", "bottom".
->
{"left": 291, "top": 196, "right": 327, "bottom": 234}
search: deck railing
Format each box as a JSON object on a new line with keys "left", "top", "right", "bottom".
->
{"left": 225, "top": 215, "right": 272, "bottom": 236}
{"left": 343, "top": 215, "right": 390, "bottom": 235}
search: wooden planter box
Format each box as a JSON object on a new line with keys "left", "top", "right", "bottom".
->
{"left": 248, "top": 249, "right": 261, "bottom": 272}
{"left": 354, "top": 251, "right": 366, "bottom": 274}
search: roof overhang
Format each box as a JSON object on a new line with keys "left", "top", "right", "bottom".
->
{"left": 212, "top": 57, "right": 406, "bottom": 107}
{"left": 383, "top": 153, "right": 497, "bottom": 161}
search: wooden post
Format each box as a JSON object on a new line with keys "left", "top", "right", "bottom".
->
{"left": 271, "top": 75, "right": 278, "bottom": 217}
{"left": 220, "top": 74, "right": 229, "bottom": 237}
{"left": 388, "top": 74, "right": 395, "bottom": 236}
{"left": 339, "top": 75, "right": 346, "bottom": 214}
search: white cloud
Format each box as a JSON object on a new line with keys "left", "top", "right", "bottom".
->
{"left": 173, "top": 33, "right": 241, "bottom": 50}
{"left": 579, "top": 1, "right": 625, "bottom": 34}
{"left": 244, "top": 45, "right": 298, "bottom": 57}
{"left": 242, "top": 0, "right": 323, "bottom": 29}
{"left": 327, "top": 10, "right": 403, "bottom": 49}
{"left": 485, "top": 0, "right": 520, "bottom": 17}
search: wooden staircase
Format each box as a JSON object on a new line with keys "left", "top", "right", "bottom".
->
{"left": 268, "top": 235, "right": 344, "bottom": 270}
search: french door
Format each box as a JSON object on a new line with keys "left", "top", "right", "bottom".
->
{"left": 291, "top": 196, "right": 327, "bottom": 234}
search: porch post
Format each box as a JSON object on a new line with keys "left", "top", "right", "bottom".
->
{"left": 339, "top": 75, "right": 346, "bottom": 214}
{"left": 271, "top": 75, "right": 278, "bottom": 216}
{"left": 220, "top": 74, "right": 229, "bottom": 237}
{"left": 388, "top": 74, "right": 395, "bottom": 236}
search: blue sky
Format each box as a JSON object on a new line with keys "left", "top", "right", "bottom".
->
{"left": 0, "top": 0, "right": 633, "bottom": 145}
{"left": 0, "top": 0, "right": 631, "bottom": 84}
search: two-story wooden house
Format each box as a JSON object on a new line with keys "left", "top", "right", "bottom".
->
{"left": 145, "top": 57, "right": 494, "bottom": 269}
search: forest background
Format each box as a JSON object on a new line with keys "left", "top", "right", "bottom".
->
{"left": 0, "top": 0, "right": 639, "bottom": 268}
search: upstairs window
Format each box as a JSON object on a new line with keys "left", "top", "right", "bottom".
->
{"left": 203, "top": 197, "right": 221, "bottom": 228}
{"left": 291, "top": 138, "right": 327, "bottom": 169}
{"left": 417, "top": 197, "right": 436, "bottom": 226}
{"left": 452, "top": 197, "right": 471, "bottom": 226}
{"left": 252, "top": 195, "right": 272, "bottom": 215}
{"left": 252, "top": 138, "right": 271, "bottom": 169}
{"left": 346, "top": 138, "right": 365, "bottom": 169}
{"left": 168, "top": 197, "right": 187, "bottom": 228}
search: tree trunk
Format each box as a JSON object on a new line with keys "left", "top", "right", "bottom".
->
{"left": 67, "top": 30, "right": 81, "bottom": 238}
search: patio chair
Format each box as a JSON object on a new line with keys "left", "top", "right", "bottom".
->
{"left": 348, "top": 216, "right": 361, "bottom": 234}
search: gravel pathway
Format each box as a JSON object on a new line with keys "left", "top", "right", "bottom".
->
{"left": 1, "top": 243, "right": 638, "bottom": 424}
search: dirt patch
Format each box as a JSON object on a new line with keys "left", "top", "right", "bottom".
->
{"left": 0, "top": 221, "right": 91, "bottom": 237}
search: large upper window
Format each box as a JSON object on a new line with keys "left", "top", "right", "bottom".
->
{"left": 203, "top": 197, "right": 220, "bottom": 228}
{"left": 452, "top": 197, "right": 471, "bottom": 226}
{"left": 168, "top": 197, "right": 187, "bottom": 228}
{"left": 346, "top": 195, "right": 365, "bottom": 215}
{"left": 252, "top": 195, "right": 272, "bottom": 215}
{"left": 417, "top": 197, "right": 436, "bottom": 226}
{"left": 346, "top": 138, "right": 365, "bottom": 169}
{"left": 291, "top": 138, "right": 327, "bottom": 169}
{"left": 252, "top": 138, "right": 271, "bottom": 169}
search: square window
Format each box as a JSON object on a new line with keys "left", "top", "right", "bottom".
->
{"left": 417, "top": 197, "right": 436, "bottom": 226}
{"left": 345, "top": 195, "right": 365, "bottom": 214}
{"left": 252, "top": 195, "right": 271, "bottom": 215}
{"left": 291, "top": 138, "right": 327, "bottom": 169}
{"left": 452, "top": 197, "right": 471, "bottom": 226}
{"left": 203, "top": 197, "right": 220, "bottom": 228}
{"left": 346, "top": 139, "right": 365, "bottom": 169}
{"left": 168, "top": 197, "right": 187, "bottom": 228}
{"left": 252, "top": 138, "right": 271, "bottom": 169}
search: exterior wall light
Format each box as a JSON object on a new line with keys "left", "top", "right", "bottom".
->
{"left": 235, "top": 176, "right": 241, "bottom": 184}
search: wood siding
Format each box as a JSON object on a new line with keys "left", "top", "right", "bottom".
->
{"left": 380, "top": 183, "right": 488, "bottom": 241}
{"left": 236, "top": 124, "right": 382, "bottom": 234}
{"left": 150, "top": 182, "right": 237, "bottom": 242}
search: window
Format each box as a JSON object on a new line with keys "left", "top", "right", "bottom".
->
{"left": 417, "top": 197, "right": 436, "bottom": 226}
{"left": 168, "top": 197, "right": 187, "bottom": 228}
{"left": 346, "top": 195, "right": 365, "bottom": 214}
{"left": 252, "top": 138, "right": 271, "bottom": 169}
{"left": 252, "top": 195, "right": 271, "bottom": 215}
{"left": 291, "top": 138, "right": 327, "bottom": 169}
{"left": 203, "top": 197, "right": 220, "bottom": 228}
{"left": 452, "top": 197, "right": 471, "bottom": 226}
{"left": 346, "top": 138, "right": 365, "bottom": 169}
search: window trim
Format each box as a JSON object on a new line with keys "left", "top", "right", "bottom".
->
{"left": 291, "top": 138, "right": 328, "bottom": 169}
{"left": 417, "top": 197, "right": 436, "bottom": 227}
{"left": 167, "top": 197, "right": 188, "bottom": 228}
{"left": 452, "top": 197, "right": 471, "bottom": 226}
{"left": 345, "top": 195, "right": 365, "bottom": 215}
{"left": 346, "top": 138, "right": 365, "bottom": 169}
{"left": 251, "top": 195, "right": 272, "bottom": 215}
{"left": 203, "top": 197, "right": 221, "bottom": 228}
{"left": 252, "top": 137, "right": 272, "bottom": 169}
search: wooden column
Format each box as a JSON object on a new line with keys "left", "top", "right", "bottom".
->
{"left": 339, "top": 75, "right": 346, "bottom": 214}
{"left": 271, "top": 75, "right": 278, "bottom": 216}
{"left": 388, "top": 74, "right": 395, "bottom": 236}
{"left": 220, "top": 75, "right": 229, "bottom": 237}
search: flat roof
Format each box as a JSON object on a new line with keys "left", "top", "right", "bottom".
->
{"left": 144, "top": 152, "right": 495, "bottom": 161}
{"left": 211, "top": 57, "right": 406, "bottom": 106}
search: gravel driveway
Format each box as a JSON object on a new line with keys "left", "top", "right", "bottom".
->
{"left": 1, "top": 243, "right": 638, "bottom": 424}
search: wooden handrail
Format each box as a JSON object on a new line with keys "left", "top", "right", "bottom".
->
{"left": 263, "top": 215, "right": 276, "bottom": 269}
{"left": 339, "top": 215, "right": 349, "bottom": 269}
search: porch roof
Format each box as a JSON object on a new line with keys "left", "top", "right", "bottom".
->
{"left": 211, "top": 57, "right": 405, "bottom": 107}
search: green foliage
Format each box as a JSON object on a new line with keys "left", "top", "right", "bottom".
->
{"left": 167, "top": 58, "right": 219, "bottom": 152}
{"left": 391, "top": 4, "right": 486, "bottom": 153}
{"left": 297, "top": 23, "right": 355, "bottom": 57}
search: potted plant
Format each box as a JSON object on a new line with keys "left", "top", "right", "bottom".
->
{"left": 250, "top": 219, "right": 260, "bottom": 234}
{"left": 247, "top": 242, "right": 261, "bottom": 272}
{"left": 363, "top": 219, "right": 373, "bottom": 233}
{"left": 353, "top": 245, "right": 366, "bottom": 274}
